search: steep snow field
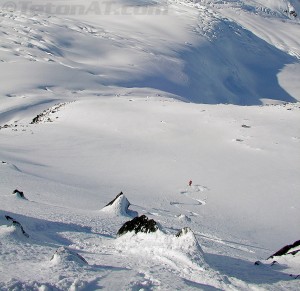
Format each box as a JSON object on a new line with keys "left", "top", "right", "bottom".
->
{"left": 0, "top": 0, "right": 300, "bottom": 290}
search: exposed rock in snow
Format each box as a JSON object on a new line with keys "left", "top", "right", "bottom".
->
{"left": 254, "top": 240, "right": 300, "bottom": 278}
{"left": 269, "top": 240, "right": 300, "bottom": 259}
{"left": 101, "top": 192, "right": 138, "bottom": 217}
{"left": 1, "top": 0, "right": 300, "bottom": 289}
{"left": 105, "top": 192, "right": 124, "bottom": 207}
{"left": 50, "top": 247, "right": 88, "bottom": 266}
{"left": 117, "top": 215, "right": 159, "bottom": 236}
{"left": 116, "top": 220, "right": 205, "bottom": 268}
{"left": 176, "top": 227, "right": 193, "bottom": 237}
{"left": 3, "top": 215, "right": 29, "bottom": 238}
{"left": 116, "top": 224, "right": 206, "bottom": 271}
{"left": 30, "top": 103, "right": 69, "bottom": 124}
{"left": 175, "top": 227, "right": 204, "bottom": 256}
{"left": 12, "top": 189, "right": 27, "bottom": 200}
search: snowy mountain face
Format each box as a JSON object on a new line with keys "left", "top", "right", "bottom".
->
{"left": 1, "top": 0, "right": 300, "bottom": 105}
{"left": 0, "top": 0, "right": 300, "bottom": 290}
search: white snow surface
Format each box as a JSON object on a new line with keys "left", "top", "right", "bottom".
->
{"left": 0, "top": 0, "right": 300, "bottom": 289}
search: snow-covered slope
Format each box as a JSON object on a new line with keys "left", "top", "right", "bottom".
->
{"left": 0, "top": 0, "right": 300, "bottom": 290}
{"left": 1, "top": 0, "right": 300, "bottom": 104}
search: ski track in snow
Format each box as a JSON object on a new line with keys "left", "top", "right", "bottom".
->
{"left": 1, "top": 97, "right": 300, "bottom": 290}
{"left": 1, "top": 0, "right": 300, "bottom": 290}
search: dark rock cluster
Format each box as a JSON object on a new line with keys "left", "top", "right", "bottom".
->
{"left": 117, "top": 215, "right": 158, "bottom": 236}
{"left": 31, "top": 102, "right": 68, "bottom": 124}
{"left": 268, "top": 240, "right": 300, "bottom": 259}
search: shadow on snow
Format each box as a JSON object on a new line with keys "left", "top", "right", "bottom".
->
{"left": 206, "top": 253, "right": 293, "bottom": 284}
{"left": 116, "top": 18, "right": 298, "bottom": 105}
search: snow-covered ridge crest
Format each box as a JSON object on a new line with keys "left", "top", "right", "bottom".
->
{"left": 101, "top": 192, "right": 138, "bottom": 217}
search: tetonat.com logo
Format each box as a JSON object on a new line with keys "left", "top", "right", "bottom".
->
{"left": 0, "top": 0, "right": 169, "bottom": 16}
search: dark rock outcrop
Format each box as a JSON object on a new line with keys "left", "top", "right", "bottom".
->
{"left": 5, "top": 215, "right": 29, "bottom": 238}
{"left": 117, "top": 215, "right": 158, "bottom": 236}
{"left": 289, "top": 249, "right": 300, "bottom": 256}
{"left": 31, "top": 114, "right": 43, "bottom": 124}
{"left": 268, "top": 240, "right": 300, "bottom": 259}
{"left": 105, "top": 192, "right": 124, "bottom": 207}
{"left": 12, "top": 189, "right": 26, "bottom": 199}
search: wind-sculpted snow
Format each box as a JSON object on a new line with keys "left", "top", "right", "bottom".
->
{"left": 113, "top": 224, "right": 239, "bottom": 289}
{"left": 101, "top": 192, "right": 138, "bottom": 217}
{"left": 12, "top": 189, "right": 27, "bottom": 200}
{"left": 0, "top": 0, "right": 300, "bottom": 290}
{"left": 0, "top": 0, "right": 299, "bottom": 104}
{"left": 50, "top": 246, "right": 88, "bottom": 266}
{"left": 0, "top": 95, "right": 299, "bottom": 289}
{"left": 0, "top": 215, "right": 29, "bottom": 239}
{"left": 115, "top": 228, "right": 206, "bottom": 267}
{"left": 252, "top": 240, "right": 300, "bottom": 280}
{"left": 265, "top": 240, "right": 300, "bottom": 277}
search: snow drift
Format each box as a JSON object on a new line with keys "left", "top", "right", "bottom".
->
{"left": 264, "top": 240, "right": 300, "bottom": 278}
{"left": 116, "top": 216, "right": 206, "bottom": 269}
{"left": 50, "top": 247, "right": 88, "bottom": 266}
{"left": 0, "top": 0, "right": 300, "bottom": 289}
{"left": 254, "top": 239, "right": 300, "bottom": 279}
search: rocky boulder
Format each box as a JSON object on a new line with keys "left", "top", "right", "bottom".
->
{"left": 117, "top": 215, "right": 158, "bottom": 236}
